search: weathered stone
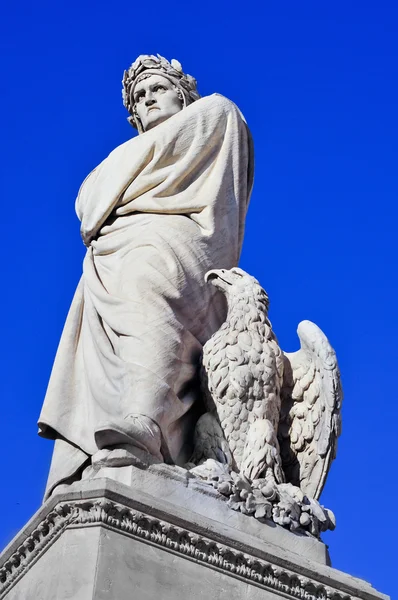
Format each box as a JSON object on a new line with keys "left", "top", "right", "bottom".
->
{"left": 0, "top": 476, "right": 388, "bottom": 600}
{"left": 190, "top": 268, "right": 343, "bottom": 533}
{"left": 38, "top": 56, "right": 254, "bottom": 500}
{"left": 12, "top": 52, "right": 380, "bottom": 599}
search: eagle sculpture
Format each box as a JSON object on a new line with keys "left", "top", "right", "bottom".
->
{"left": 190, "top": 268, "right": 342, "bottom": 535}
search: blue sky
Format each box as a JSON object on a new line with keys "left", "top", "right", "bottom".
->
{"left": 1, "top": 1, "right": 396, "bottom": 597}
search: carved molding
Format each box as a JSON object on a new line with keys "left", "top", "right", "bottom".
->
{"left": 0, "top": 499, "right": 352, "bottom": 600}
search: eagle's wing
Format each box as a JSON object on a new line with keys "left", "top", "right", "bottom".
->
{"left": 278, "top": 320, "right": 342, "bottom": 500}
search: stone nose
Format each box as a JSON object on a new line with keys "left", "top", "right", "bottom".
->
{"left": 145, "top": 95, "right": 156, "bottom": 106}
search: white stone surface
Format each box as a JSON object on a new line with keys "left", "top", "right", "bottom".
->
{"left": 0, "top": 477, "right": 389, "bottom": 600}
{"left": 78, "top": 464, "right": 330, "bottom": 564}
{"left": 38, "top": 57, "right": 254, "bottom": 498}
{"left": 122, "top": 54, "right": 201, "bottom": 132}
{"left": 190, "top": 268, "right": 342, "bottom": 534}
{"left": 133, "top": 74, "right": 183, "bottom": 132}
{"left": 2, "top": 528, "right": 101, "bottom": 600}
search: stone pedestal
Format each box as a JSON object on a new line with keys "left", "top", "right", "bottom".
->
{"left": 0, "top": 466, "right": 389, "bottom": 600}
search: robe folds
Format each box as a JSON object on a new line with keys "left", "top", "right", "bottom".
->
{"left": 38, "top": 94, "right": 254, "bottom": 497}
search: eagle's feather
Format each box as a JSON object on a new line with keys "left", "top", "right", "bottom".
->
{"left": 193, "top": 268, "right": 342, "bottom": 501}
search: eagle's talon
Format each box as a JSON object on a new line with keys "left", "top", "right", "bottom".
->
{"left": 193, "top": 267, "right": 342, "bottom": 536}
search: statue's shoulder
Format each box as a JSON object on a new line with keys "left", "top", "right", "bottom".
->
{"left": 193, "top": 94, "right": 246, "bottom": 124}
{"left": 197, "top": 93, "right": 237, "bottom": 112}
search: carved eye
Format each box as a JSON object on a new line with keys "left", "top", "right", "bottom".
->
{"left": 154, "top": 85, "right": 166, "bottom": 93}
{"left": 135, "top": 92, "right": 145, "bottom": 103}
{"left": 232, "top": 269, "right": 243, "bottom": 278}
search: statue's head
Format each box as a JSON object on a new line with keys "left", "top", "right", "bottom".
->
{"left": 122, "top": 54, "right": 200, "bottom": 133}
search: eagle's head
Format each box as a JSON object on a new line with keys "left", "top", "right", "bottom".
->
{"left": 205, "top": 268, "right": 269, "bottom": 314}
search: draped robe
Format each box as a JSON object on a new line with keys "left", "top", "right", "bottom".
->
{"left": 38, "top": 94, "right": 254, "bottom": 497}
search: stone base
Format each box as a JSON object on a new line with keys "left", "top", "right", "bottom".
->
{"left": 0, "top": 468, "right": 389, "bottom": 600}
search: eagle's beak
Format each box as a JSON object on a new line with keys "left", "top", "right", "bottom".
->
{"left": 205, "top": 269, "right": 222, "bottom": 283}
{"left": 205, "top": 269, "right": 230, "bottom": 291}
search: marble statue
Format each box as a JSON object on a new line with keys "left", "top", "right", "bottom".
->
{"left": 38, "top": 55, "right": 342, "bottom": 537}
{"left": 38, "top": 55, "right": 254, "bottom": 498}
{"left": 2, "top": 54, "right": 387, "bottom": 600}
{"left": 189, "top": 268, "right": 342, "bottom": 535}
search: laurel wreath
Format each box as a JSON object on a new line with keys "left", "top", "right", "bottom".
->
{"left": 122, "top": 54, "right": 200, "bottom": 128}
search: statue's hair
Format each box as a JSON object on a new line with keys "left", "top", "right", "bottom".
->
{"left": 122, "top": 54, "right": 201, "bottom": 132}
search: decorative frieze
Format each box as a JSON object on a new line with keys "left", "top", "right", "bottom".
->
{"left": 0, "top": 498, "right": 352, "bottom": 600}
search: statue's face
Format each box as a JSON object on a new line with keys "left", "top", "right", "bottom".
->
{"left": 133, "top": 74, "right": 183, "bottom": 132}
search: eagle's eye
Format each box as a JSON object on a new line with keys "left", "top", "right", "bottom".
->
{"left": 231, "top": 269, "right": 244, "bottom": 278}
